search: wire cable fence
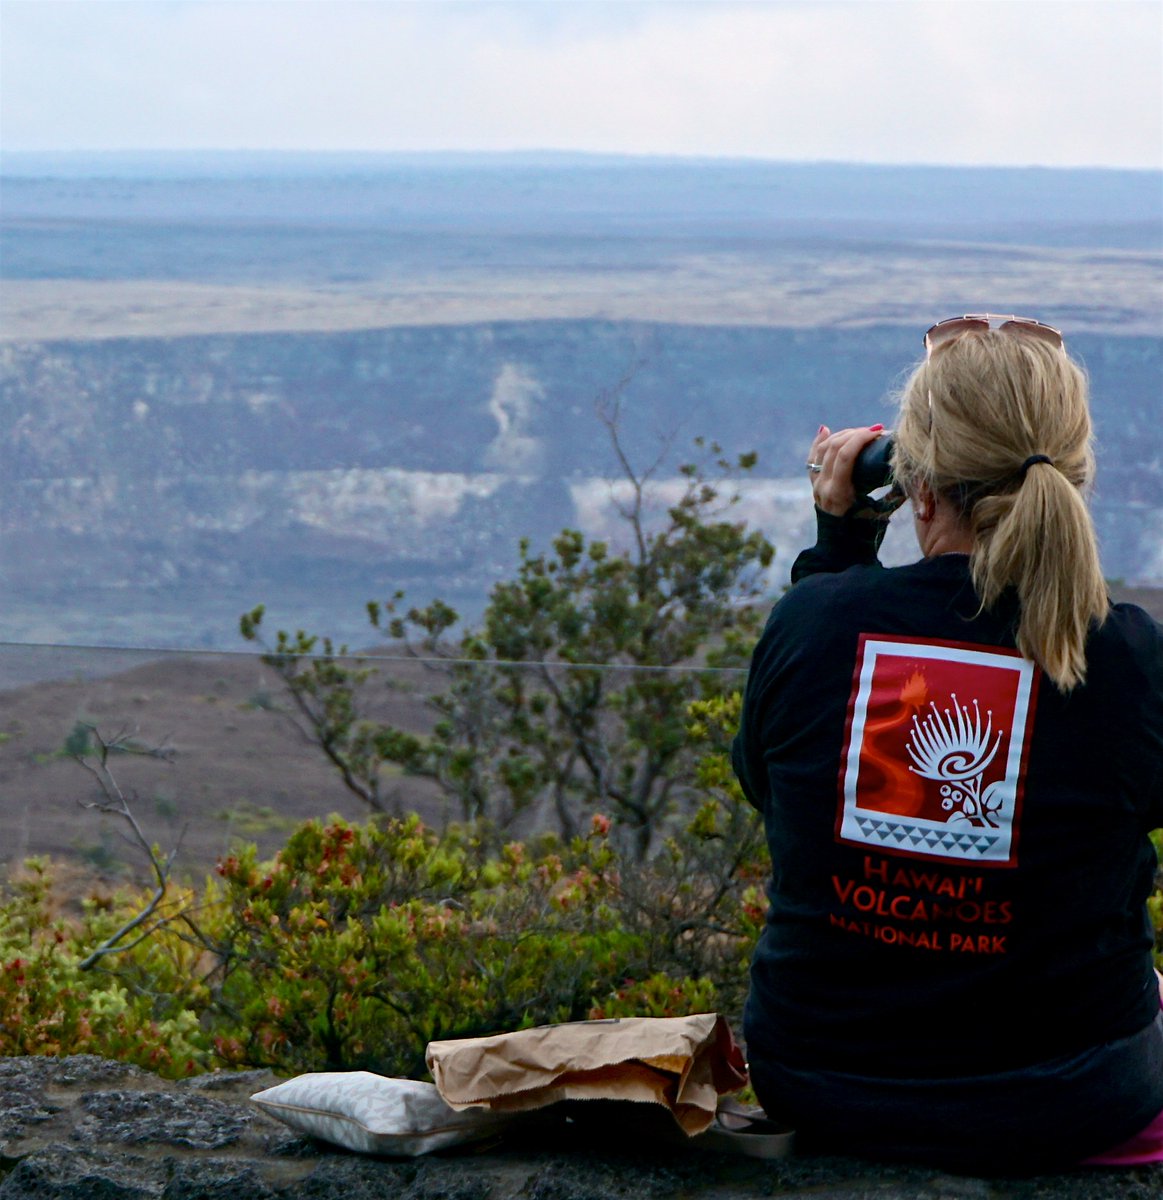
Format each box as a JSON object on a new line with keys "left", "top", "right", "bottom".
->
{"left": 0, "top": 639, "right": 752, "bottom": 676}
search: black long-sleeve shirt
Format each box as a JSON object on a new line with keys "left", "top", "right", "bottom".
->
{"left": 734, "top": 510, "right": 1163, "bottom": 1170}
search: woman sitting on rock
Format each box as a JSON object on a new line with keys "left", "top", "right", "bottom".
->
{"left": 733, "top": 315, "right": 1163, "bottom": 1173}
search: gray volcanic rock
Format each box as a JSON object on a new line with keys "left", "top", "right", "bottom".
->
{"left": 73, "top": 1090, "right": 251, "bottom": 1151}
{"left": 1, "top": 1056, "right": 1160, "bottom": 1199}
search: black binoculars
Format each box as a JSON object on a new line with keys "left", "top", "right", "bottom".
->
{"left": 852, "top": 435, "right": 895, "bottom": 494}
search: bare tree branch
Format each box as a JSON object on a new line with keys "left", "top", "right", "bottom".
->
{"left": 70, "top": 725, "right": 189, "bottom": 971}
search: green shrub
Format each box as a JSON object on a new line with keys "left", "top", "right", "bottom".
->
{"left": 208, "top": 814, "right": 640, "bottom": 1076}
{"left": 590, "top": 972, "right": 719, "bottom": 1020}
{"left": 6, "top": 805, "right": 1158, "bottom": 1082}
{"left": 0, "top": 688, "right": 771, "bottom": 1079}
{"left": 0, "top": 860, "right": 211, "bottom": 1076}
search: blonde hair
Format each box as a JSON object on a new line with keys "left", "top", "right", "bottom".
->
{"left": 892, "top": 330, "right": 1108, "bottom": 691}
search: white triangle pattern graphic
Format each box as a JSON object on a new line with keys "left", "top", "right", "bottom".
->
{"left": 855, "top": 816, "right": 997, "bottom": 856}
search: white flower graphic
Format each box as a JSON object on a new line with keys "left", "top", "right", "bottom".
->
{"left": 906, "top": 694, "right": 1006, "bottom": 827}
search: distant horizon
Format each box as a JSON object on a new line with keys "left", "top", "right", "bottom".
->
{"left": 4, "top": 153, "right": 1159, "bottom": 253}
{"left": 4, "top": 149, "right": 1161, "bottom": 178}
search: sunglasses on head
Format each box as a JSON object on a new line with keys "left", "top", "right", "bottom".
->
{"left": 924, "top": 313, "right": 1064, "bottom": 359}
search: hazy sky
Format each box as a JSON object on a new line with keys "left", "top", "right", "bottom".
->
{"left": 2, "top": 0, "right": 1161, "bottom": 167}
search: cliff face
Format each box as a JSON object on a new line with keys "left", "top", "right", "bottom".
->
{"left": 1, "top": 322, "right": 1160, "bottom": 649}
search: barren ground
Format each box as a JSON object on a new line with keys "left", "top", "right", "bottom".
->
{"left": 0, "top": 645, "right": 442, "bottom": 895}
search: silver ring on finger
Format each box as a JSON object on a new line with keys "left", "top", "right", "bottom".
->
{"left": 805, "top": 462, "right": 823, "bottom": 473}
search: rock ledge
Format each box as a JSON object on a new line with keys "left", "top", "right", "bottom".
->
{"left": 1, "top": 1056, "right": 1159, "bottom": 1199}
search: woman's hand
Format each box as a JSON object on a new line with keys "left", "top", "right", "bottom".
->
{"left": 807, "top": 424, "right": 887, "bottom": 516}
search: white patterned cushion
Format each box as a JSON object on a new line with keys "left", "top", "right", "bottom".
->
{"left": 251, "top": 1071, "right": 512, "bottom": 1156}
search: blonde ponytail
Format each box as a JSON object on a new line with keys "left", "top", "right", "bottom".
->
{"left": 893, "top": 331, "right": 1108, "bottom": 691}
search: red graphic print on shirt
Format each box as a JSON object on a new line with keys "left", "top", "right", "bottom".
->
{"left": 836, "top": 635, "right": 1039, "bottom": 866}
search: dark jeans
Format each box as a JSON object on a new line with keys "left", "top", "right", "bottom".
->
{"left": 748, "top": 1012, "right": 1163, "bottom": 1175}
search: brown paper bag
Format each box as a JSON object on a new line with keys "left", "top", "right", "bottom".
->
{"left": 426, "top": 1012, "right": 747, "bottom": 1136}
